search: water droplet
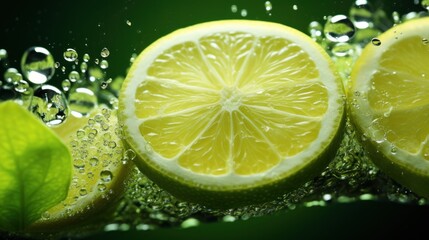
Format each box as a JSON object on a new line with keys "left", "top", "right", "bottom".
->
{"left": 231, "top": 5, "right": 238, "bottom": 13}
{"left": 422, "top": 0, "right": 429, "bottom": 10}
{"left": 100, "top": 170, "right": 113, "bottom": 182}
{"left": 371, "top": 38, "right": 381, "bottom": 46}
{"left": 4, "top": 68, "right": 22, "bottom": 84}
{"left": 14, "top": 80, "right": 30, "bottom": 94}
{"left": 0, "top": 49, "right": 8, "bottom": 61}
{"left": 108, "top": 141, "right": 117, "bottom": 148}
{"left": 21, "top": 46, "right": 55, "bottom": 84}
{"left": 80, "top": 62, "right": 88, "bottom": 73}
{"left": 324, "top": 15, "right": 356, "bottom": 42}
{"left": 79, "top": 188, "right": 88, "bottom": 196}
{"left": 42, "top": 211, "right": 50, "bottom": 219}
{"left": 101, "top": 48, "right": 110, "bottom": 58}
{"left": 292, "top": 4, "right": 298, "bottom": 11}
{"left": 83, "top": 53, "right": 90, "bottom": 62}
{"left": 100, "top": 60, "right": 109, "bottom": 69}
{"left": 240, "top": 9, "right": 248, "bottom": 17}
{"left": 181, "top": 218, "right": 200, "bottom": 228}
{"left": 63, "top": 48, "right": 78, "bottom": 62}
{"left": 322, "top": 193, "right": 332, "bottom": 201}
{"left": 62, "top": 79, "right": 71, "bottom": 92}
{"left": 89, "top": 157, "right": 99, "bottom": 167}
{"left": 30, "top": 84, "right": 69, "bottom": 126}
{"left": 54, "top": 62, "right": 60, "bottom": 69}
{"left": 68, "top": 70, "right": 80, "bottom": 82}
{"left": 68, "top": 87, "right": 98, "bottom": 118}
{"left": 423, "top": 38, "right": 429, "bottom": 45}
{"left": 390, "top": 146, "right": 397, "bottom": 154}
{"left": 88, "top": 66, "right": 105, "bottom": 82}
{"left": 349, "top": 0, "right": 374, "bottom": 29}
{"left": 124, "top": 149, "right": 136, "bottom": 161}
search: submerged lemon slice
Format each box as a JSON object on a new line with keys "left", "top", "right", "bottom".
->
{"left": 119, "top": 20, "right": 345, "bottom": 208}
{"left": 29, "top": 107, "right": 132, "bottom": 232}
{"left": 348, "top": 17, "right": 429, "bottom": 198}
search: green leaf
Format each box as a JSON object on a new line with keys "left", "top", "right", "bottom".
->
{"left": 0, "top": 101, "right": 72, "bottom": 232}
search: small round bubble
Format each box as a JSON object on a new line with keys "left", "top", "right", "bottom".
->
{"left": 371, "top": 38, "right": 381, "bottom": 46}
{"left": 30, "top": 84, "right": 69, "bottom": 126}
{"left": 324, "top": 15, "right": 356, "bottom": 42}
{"left": 21, "top": 46, "right": 55, "bottom": 84}
{"left": 101, "top": 48, "right": 110, "bottom": 58}
{"left": 68, "top": 87, "right": 98, "bottom": 118}
{"left": 64, "top": 48, "right": 79, "bottom": 62}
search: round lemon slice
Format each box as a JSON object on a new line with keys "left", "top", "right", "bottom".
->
{"left": 119, "top": 20, "right": 345, "bottom": 208}
{"left": 348, "top": 17, "right": 429, "bottom": 198}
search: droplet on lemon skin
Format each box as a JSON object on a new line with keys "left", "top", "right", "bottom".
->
{"left": 27, "top": 107, "right": 135, "bottom": 234}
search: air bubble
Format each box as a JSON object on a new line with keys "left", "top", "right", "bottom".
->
{"left": 101, "top": 47, "right": 110, "bottom": 58}
{"left": 68, "top": 87, "right": 98, "bottom": 118}
{"left": 62, "top": 79, "right": 71, "bottom": 92}
{"left": 83, "top": 53, "right": 90, "bottom": 62}
{"left": 100, "top": 170, "right": 113, "bottom": 182}
{"left": 324, "top": 15, "right": 356, "bottom": 42}
{"left": 64, "top": 48, "right": 79, "bottom": 62}
{"left": 30, "top": 84, "right": 69, "bottom": 126}
{"left": 240, "top": 9, "right": 247, "bottom": 17}
{"left": 349, "top": 0, "right": 374, "bottom": 29}
{"left": 21, "top": 46, "right": 55, "bottom": 84}
{"left": 422, "top": 0, "right": 429, "bottom": 11}
{"left": 231, "top": 5, "right": 238, "bottom": 13}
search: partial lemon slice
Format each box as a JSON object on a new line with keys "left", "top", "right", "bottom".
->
{"left": 348, "top": 17, "right": 429, "bottom": 198}
{"left": 119, "top": 20, "right": 345, "bottom": 208}
{"left": 29, "top": 106, "right": 133, "bottom": 232}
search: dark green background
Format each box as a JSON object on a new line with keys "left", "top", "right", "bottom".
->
{"left": 2, "top": 0, "right": 429, "bottom": 239}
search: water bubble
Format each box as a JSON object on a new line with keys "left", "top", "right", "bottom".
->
{"left": 126, "top": 20, "right": 132, "bottom": 26}
{"left": 181, "top": 218, "right": 200, "bottom": 228}
{"left": 68, "top": 70, "right": 80, "bottom": 82}
{"left": 68, "top": 87, "right": 98, "bottom": 118}
{"left": 100, "top": 170, "right": 113, "bottom": 182}
{"left": 79, "top": 188, "right": 88, "bottom": 196}
{"left": 422, "top": 38, "right": 429, "bottom": 45}
{"left": 324, "top": 15, "right": 356, "bottom": 42}
{"left": 83, "top": 53, "right": 90, "bottom": 62}
{"left": 30, "top": 84, "right": 69, "bottom": 126}
{"left": 62, "top": 79, "right": 71, "bottom": 92}
{"left": 101, "top": 47, "right": 110, "bottom": 58}
{"left": 100, "top": 60, "right": 109, "bottom": 69}
{"left": 231, "top": 5, "right": 238, "bottom": 13}
{"left": 240, "top": 9, "right": 248, "bottom": 17}
{"left": 88, "top": 66, "right": 105, "bottom": 82}
{"left": 349, "top": 0, "right": 374, "bottom": 29}
{"left": 21, "top": 46, "right": 55, "bottom": 84}
{"left": 80, "top": 62, "right": 88, "bottom": 73}
{"left": 292, "top": 4, "right": 298, "bottom": 11}
{"left": 0, "top": 49, "right": 8, "bottom": 60}
{"left": 392, "top": 11, "right": 401, "bottom": 24}
{"left": 124, "top": 149, "right": 136, "bottom": 161}
{"left": 371, "top": 38, "right": 381, "bottom": 46}
{"left": 64, "top": 48, "right": 79, "bottom": 62}
{"left": 89, "top": 157, "right": 99, "bottom": 167}
{"left": 4, "top": 68, "right": 21, "bottom": 84}
{"left": 14, "top": 80, "right": 30, "bottom": 94}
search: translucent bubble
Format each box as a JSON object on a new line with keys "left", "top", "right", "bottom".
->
{"left": 422, "top": 38, "right": 429, "bottom": 45}
{"left": 68, "top": 71, "right": 81, "bottom": 83}
{"left": 29, "top": 84, "right": 69, "bottom": 126}
{"left": 64, "top": 48, "right": 78, "bottom": 62}
{"left": 68, "top": 87, "right": 98, "bottom": 118}
{"left": 126, "top": 20, "right": 132, "bottom": 26}
{"left": 21, "top": 46, "right": 55, "bottom": 84}
{"left": 62, "top": 79, "right": 71, "bottom": 92}
{"left": 349, "top": 0, "right": 374, "bottom": 29}
{"left": 371, "top": 38, "right": 381, "bottom": 46}
{"left": 240, "top": 9, "right": 247, "bottom": 17}
{"left": 14, "top": 80, "right": 30, "bottom": 94}
{"left": 80, "top": 62, "right": 88, "bottom": 73}
{"left": 100, "top": 60, "right": 109, "bottom": 69}
{"left": 88, "top": 66, "right": 105, "bottom": 82}
{"left": 89, "top": 157, "right": 99, "bottom": 166}
{"left": 100, "top": 170, "right": 113, "bottom": 182}
{"left": 79, "top": 188, "right": 88, "bottom": 196}
{"left": 324, "top": 15, "right": 356, "bottom": 42}
{"left": 231, "top": 5, "right": 238, "bottom": 13}
{"left": 292, "top": 4, "right": 298, "bottom": 10}
{"left": 0, "top": 49, "right": 8, "bottom": 60}
{"left": 83, "top": 53, "right": 90, "bottom": 62}
{"left": 100, "top": 47, "right": 110, "bottom": 58}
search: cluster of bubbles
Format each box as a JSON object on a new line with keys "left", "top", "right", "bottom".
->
{"left": 0, "top": 45, "right": 125, "bottom": 127}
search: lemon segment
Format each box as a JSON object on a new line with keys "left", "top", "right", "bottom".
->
{"left": 348, "top": 17, "right": 429, "bottom": 198}
{"left": 119, "top": 20, "right": 345, "bottom": 207}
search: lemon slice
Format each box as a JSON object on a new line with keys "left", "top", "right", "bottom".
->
{"left": 29, "top": 106, "right": 132, "bottom": 232}
{"left": 348, "top": 17, "right": 429, "bottom": 198}
{"left": 119, "top": 20, "right": 345, "bottom": 208}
